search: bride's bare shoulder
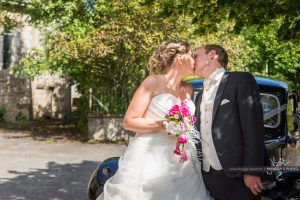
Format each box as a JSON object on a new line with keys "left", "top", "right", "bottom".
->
{"left": 140, "top": 75, "right": 161, "bottom": 88}
{"left": 143, "top": 75, "right": 161, "bottom": 83}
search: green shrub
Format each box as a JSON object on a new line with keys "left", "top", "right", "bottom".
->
{"left": 0, "top": 106, "right": 6, "bottom": 122}
{"left": 15, "top": 112, "right": 26, "bottom": 122}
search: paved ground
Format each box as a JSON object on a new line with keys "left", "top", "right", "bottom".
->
{"left": 0, "top": 130, "right": 126, "bottom": 200}
{"left": 0, "top": 124, "right": 299, "bottom": 200}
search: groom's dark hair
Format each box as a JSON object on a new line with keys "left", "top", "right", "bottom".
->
{"left": 203, "top": 44, "right": 228, "bottom": 69}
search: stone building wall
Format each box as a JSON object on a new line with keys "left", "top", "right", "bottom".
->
{"left": 88, "top": 115, "right": 135, "bottom": 141}
{"left": 0, "top": 20, "right": 72, "bottom": 122}
{"left": 31, "top": 74, "right": 71, "bottom": 119}
{"left": 0, "top": 22, "right": 40, "bottom": 122}
{"left": 0, "top": 71, "right": 31, "bottom": 122}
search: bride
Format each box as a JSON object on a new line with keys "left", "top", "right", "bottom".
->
{"left": 97, "top": 40, "right": 212, "bottom": 200}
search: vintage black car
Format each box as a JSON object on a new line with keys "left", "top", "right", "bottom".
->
{"left": 87, "top": 76, "right": 300, "bottom": 200}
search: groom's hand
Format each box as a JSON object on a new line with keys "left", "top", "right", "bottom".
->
{"left": 243, "top": 175, "right": 264, "bottom": 195}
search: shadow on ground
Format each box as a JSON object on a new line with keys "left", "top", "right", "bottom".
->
{"left": 0, "top": 160, "right": 99, "bottom": 200}
{"left": 0, "top": 120, "right": 82, "bottom": 141}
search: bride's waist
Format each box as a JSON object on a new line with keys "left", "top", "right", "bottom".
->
{"left": 131, "top": 132, "right": 176, "bottom": 143}
{"left": 136, "top": 131, "right": 165, "bottom": 136}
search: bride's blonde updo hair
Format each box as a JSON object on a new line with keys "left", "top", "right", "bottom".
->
{"left": 148, "top": 40, "right": 191, "bottom": 75}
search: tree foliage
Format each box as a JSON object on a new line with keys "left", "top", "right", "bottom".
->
{"left": 1, "top": 0, "right": 192, "bottom": 135}
{"left": 190, "top": 20, "right": 260, "bottom": 72}
{"left": 192, "top": 19, "right": 300, "bottom": 90}
{"left": 144, "top": 0, "right": 300, "bottom": 39}
{"left": 241, "top": 19, "right": 300, "bottom": 89}
{"left": 1, "top": 0, "right": 299, "bottom": 137}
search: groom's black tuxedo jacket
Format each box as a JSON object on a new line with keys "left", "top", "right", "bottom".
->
{"left": 195, "top": 71, "right": 265, "bottom": 174}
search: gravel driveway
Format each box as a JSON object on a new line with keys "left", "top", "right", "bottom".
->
{"left": 0, "top": 131, "right": 126, "bottom": 200}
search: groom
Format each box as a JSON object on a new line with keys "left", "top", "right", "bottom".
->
{"left": 193, "top": 45, "right": 265, "bottom": 200}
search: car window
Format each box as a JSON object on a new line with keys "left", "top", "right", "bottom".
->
{"left": 261, "top": 93, "right": 282, "bottom": 128}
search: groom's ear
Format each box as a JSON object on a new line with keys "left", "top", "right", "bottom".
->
{"left": 208, "top": 50, "right": 217, "bottom": 60}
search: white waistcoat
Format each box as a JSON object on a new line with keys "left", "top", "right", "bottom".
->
{"left": 200, "top": 68, "right": 225, "bottom": 172}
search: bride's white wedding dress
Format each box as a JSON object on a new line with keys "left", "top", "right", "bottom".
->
{"left": 97, "top": 93, "right": 212, "bottom": 200}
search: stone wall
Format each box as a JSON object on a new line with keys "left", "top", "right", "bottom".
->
{"left": 0, "top": 72, "right": 72, "bottom": 121}
{"left": 0, "top": 23, "right": 71, "bottom": 121}
{"left": 88, "top": 115, "right": 135, "bottom": 141}
{"left": 31, "top": 74, "right": 71, "bottom": 119}
{"left": 0, "top": 71, "right": 31, "bottom": 122}
{"left": 0, "top": 25, "right": 41, "bottom": 71}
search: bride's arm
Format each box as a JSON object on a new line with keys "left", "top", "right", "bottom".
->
{"left": 182, "top": 81, "right": 194, "bottom": 99}
{"left": 123, "top": 76, "right": 165, "bottom": 133}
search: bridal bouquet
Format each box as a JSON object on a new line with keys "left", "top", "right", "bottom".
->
{"left": 165, "top": 100, "right": 197, "bottom": 163}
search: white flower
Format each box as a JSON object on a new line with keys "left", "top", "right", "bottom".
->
{"left": 174, "top": 114, "right": 179, "bottom": 119}
{"left": 176, "top": 123, "right": 183, "bottom": 131}
{"left": 167, "top": 121, "right": 177, "bottom": 135}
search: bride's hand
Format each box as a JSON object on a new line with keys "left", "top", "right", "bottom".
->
{"left": 162, "top": 120, "right": 178, "bottom": 135}
{"left": 162, "top": 120, "right": 167, "bottom": 130}
{"left": 181, "top": 54, "right": 195, "bottom": 73}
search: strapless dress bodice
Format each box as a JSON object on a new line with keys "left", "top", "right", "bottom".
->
{"left": 144, "top": 93, "right": 195, "bottom": 120}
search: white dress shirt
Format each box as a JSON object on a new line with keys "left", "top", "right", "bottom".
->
{"left": 200, "top": 67, "right": 225, "bottom": 172}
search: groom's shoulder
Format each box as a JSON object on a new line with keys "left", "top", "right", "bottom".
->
{"left": 228, "top": 71, "right": 255, "bottom": 81}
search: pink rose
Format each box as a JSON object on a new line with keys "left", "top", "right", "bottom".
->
{"left": 181, "top": 100, "right": 187, "bottom": 107}
{"left": 191, "top": 116, "right": 196, "bottom": 124}
{"left": 167, "top": 104, "right": 180, "bottom": 116}
{"left": 171, "top": 104, "right": 180, "bottom": 111}
{"left": 173, "top": 148, "right": 181, "bottom": 155}
{"left": 178, "top": 134, "right": 188, "bottom": 144}
{"left": 179, "top": 152, "right": 188, "bottom": 163}
{"left": 166, "top": 110, "right": 172, "bottom": 116}
{"left": 180, "top": 107, "right": 190, "bottom": 117}
{"left": 180, "top": 101, "right": 190, "bottom": 117}
{"left": 173, "top": 141, "right": 181, "bottom": 155}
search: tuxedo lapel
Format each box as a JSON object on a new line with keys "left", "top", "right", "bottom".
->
{"left": 196, "top": 91, "right": 203, "bottom": 109}
{"left": 212, "top": 72, "right": 230, "bottom": 123}
{"left": 195, "top": 90, "right": 203, "bottom": 131}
